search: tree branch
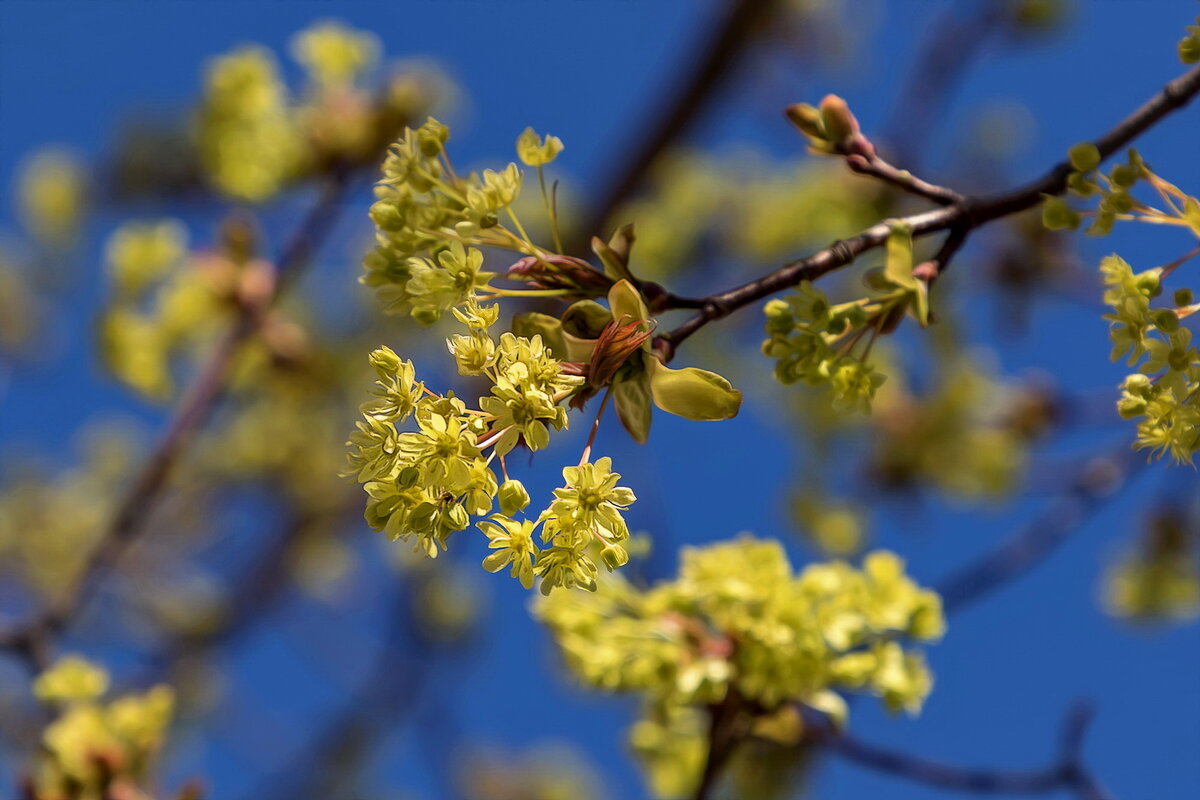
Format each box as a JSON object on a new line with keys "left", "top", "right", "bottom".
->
{"left": 938, "top": 447, "right": 1143, "bottom": 616}
{"left": 882, "top": 0, "right": 1011, "bottom": 167}
{"left": 693, "top": 689, "right": 754, "bottom": 800}
{"left": 657, "top": 62, "right": 1200, "bottom": 361}
{"left": 567, "top": 0, "right": 782, "bottom": 255}
{"left": 845, "top": 152, "right": 965, "bottom": 205}
{"left": 815, "top": 702, "right": 1112, "bottom": 799}
{"left": 0, "top": 172, "right": 354, "bottom": 671}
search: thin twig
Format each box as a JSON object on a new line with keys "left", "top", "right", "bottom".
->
{"left": 939, "top": 447, "right": 1143, "bottom": 615}
{"left": 0, "top": 173, "right": 354, "bottom": 670}
{"left": 657, "top": 63, "right": 1200, "bottom": 361}
{"left": 567, "top": 0, "right": 782, "bottom": 255}
{"left": 883, "top": 0, "right": 1011, "bottom": 167}
{"left": 845, "top": 153, "right": 965, "bottom": 205}
{"left": 814, "top": 702, "right": 1111, "bottom": 798}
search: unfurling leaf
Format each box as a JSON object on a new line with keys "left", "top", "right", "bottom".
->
{"left": 613, "top": 369, "right": 653, "bottom": 444}
{"left": 884, "top": 221, "right": 916, "bottom": 290}
{"left": 594, "top": 229, "right": 638, "bottom": 283}
{"left": 647, "top": 357, "right": 742, "bottom": 421}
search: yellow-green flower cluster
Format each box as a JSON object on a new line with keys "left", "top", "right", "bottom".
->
{"left": 18, "top": 147, "right": 86, "bottom": 247}
{"left": 197, "top": 352, "right": 351, "bottom": 514}
{"left": 1042, "top": 146, "right": 1200, "bottom": 464}
{"left": 196, "top": 21, "right": 445, "bottom": 202}
{"left": 611, "top": 152, "right": 881, "bottom": 281}
{"left": 460, "top": 742, "right": 604, "bottom": 800}
{"left": 27, "top": 656, "right": 175, "bottom": 800}
{"left": 291, "top": 19, "right": 380, "bottom": 88}
{"left": 1103, "top": 255, "right": 1200, "bottom": 463}
{"left": 198, "top": 45, "right": 301, "bottom": 202}
{"left": 1045, "top": 146, "right": 1161, "bottom": 236}
{"left": 364, "top": 118, "right": 530, "bottom": 321}
{"left": 762, "top": 223, "right": 931, "bottom": 414}
{"left": 1179, "top": 13, "right": 1200, "bottom": 64}
{"left": 536, "top": 536, "right": 944, "bottom": 796}
{"left": 762, "top": 281, "right": 887, "bottom": 413}
{"left": 0, "top": 257, "right": 40, "bottom": 355}
{"left": 347, "top": 305, "right": 637, "bottom": 593}
{"left": 869, "top": 354, "right": 1036, "bottom": 500}
{"left": 98, "top": 220, "right": 229, "bottom": 399}
{"left": 0, "top": 427, "right": 134, "bottom": 602}
{"left": 1104, "top": 508, "right": 1200, "bottom": 622}
{"left": 628, "top": 706, "right": 709, "bottom": 800}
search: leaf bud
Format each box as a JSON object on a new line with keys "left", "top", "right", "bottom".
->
{"left": 784, "top": 102, "right": 825, "bottom": 140}
{"left": 818, "top": 95, "right": 858, "bottom": 144}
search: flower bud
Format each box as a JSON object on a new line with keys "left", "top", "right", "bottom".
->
{"left": 1110, "top": 164, "right": 1137, "bottom": 189}
{"left": 507, "top": 254, "right": 613, "bottom": 296}
{"left": 1068, "top": 142, "right": 1101, "bottom": 173}
{"left": 498, "top": 479, "right": 530, "bottom": 516}
{"left": 1041, "top": 195, "right": 1080, "bottom": 231}
{"left": 1122, "top": 373, "right": 1152, "bottom": 395}
{"left": 1152, "top": 309, "right": 1180, "bottom": 333}
{"left": 600, "top": 543, "right": 629, "bottom": 570}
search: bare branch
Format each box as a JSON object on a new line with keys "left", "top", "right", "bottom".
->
{"left": 0, "top": 171, "right": 354, "bottom": 670}
{"left": 657, "top": 62, "right": 1200, "bottom": 361}
{"left": 939, "top": 447, "right": 1144, "bottom": 615}
{"left": 814, "top": 702, "right": 1112, "bottom": 799}
{"left": 845, "top": 152, "right": 965, "bottom": 205}
{"left": 567, "top": 0, "right": 783, "bottom": 255}
{"left": 883, "top": 0, "right": 1012, "bottom": 167}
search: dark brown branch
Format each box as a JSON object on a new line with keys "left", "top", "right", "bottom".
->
{"left": 0, "top": 172, "right": 354, "bottom": 669}
{"left": 845, "top": 152, "right": 965, "bottom": 205}
{"left": 658, "top": 62, "right": 1200, "bottom": 360}
{"left": 917, "top": 223, "right": 970, "bottom": 284}
{"left": 815, "top": 702, "right": 1111, "bottom": 799}
{"left": 567, "top": 0, "right": 782, "bottom": 255}
{"left": 693, "top": 689, "right": 753, "bottom": 800}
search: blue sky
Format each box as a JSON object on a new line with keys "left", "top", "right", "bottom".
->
{"left": 1, "top": 1, "right": 1198, "bottom": 799}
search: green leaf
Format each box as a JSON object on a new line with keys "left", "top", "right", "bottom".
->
{"left": 607, "top": 224, "right": 635, "bottom": 267}
{"left": 561, "top": 299, "right": 611, "bottom": 338}
{"left": 884, "top": 221, "right": 916, "bottom": 290}
{"left": 911, "top": 280, "right": 930, "bottom": 327}
{"left": 612, "top": 369, "right": 653, "bottom": 444}
{"left": 1183, "top": 196, "right": 1200, "bottom": 238}
{"left": 608, "top": 279, "right": 650, "bottom": 328}
{"left": 560, "top": 299, "right": 611, "bottom": 362}
{"left": 511, "top": 312, "right": 567, "bottom": 359}
{"left": 592, "top": 225, "right": 637, "bottom": 283}
{"left": 647, "top": 357, "right": 742, "bottom": 421}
